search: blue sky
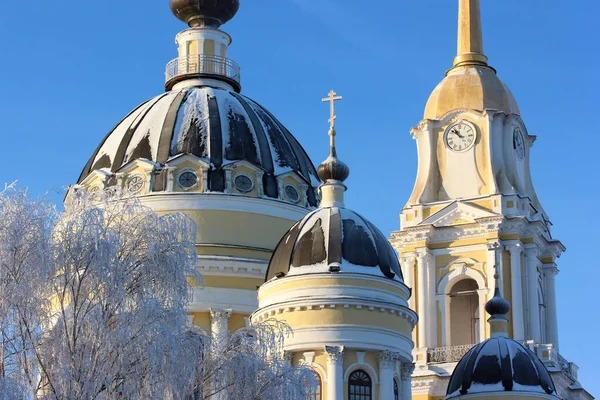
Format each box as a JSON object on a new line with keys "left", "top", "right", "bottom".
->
{"left": 1, "top": 0, "right": 598, "bottom": 394}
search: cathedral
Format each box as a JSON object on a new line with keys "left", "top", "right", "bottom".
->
{"left": 72, "top": 0, "right": 592, "bottom": 399}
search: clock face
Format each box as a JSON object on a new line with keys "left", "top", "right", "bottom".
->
{"left": 445, "top": 122, "right": 476, "bottom": 152}
{"left": 513, "top": 127, "right": 525, "bottom": 160}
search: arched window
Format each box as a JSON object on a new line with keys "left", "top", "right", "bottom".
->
{"left": 308, "top": 371, "right": 322, "bottom": 400}
{"left": 449, "top": 279, "right": 479, "bottom": 346}
{"left": 348, "top": 370, "right": 372, "bottom": 400}
{"left": 394, "top": 378, "right": 399, "bottom": 400}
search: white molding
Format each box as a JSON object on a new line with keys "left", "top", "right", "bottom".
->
{"left": 260, "top": 273, "right": 411, "bottom": 299}
{"left": 188, "top": 287, "right": 258, "bottom": 314}
{"left": 344, "top": 361, "right": 380, "bottom": 384}
{"left": 137, "top": 192, "right": 311, "bottom": 221}
{"left": 196, "top": 256, "right": 267, "bottom": 279}
{"left": 437, "top": 264, "right": 487, "bottom": 294}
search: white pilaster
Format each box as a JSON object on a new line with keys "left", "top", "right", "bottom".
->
{"left": 210, "top": 308, "right": 232, "bottom": 342}
{"left": 377, "top": 351, "right": 399, "bottom": 400}
{"left": 402, "top": 255, "right": 417, "bottom": 345}
{"left": 427, "top": 252, "right": 438, "bottom": 348}
{"left": 416, "top": 251, "right": 429, "bottom": 348}
{"left": 400, "top": 363, "right": 415, "bottom": 400}
{"left": 524, "top": 246, "right": 541, "bottom": 343}
{"left": 325, "top": 346, "right": 344, "bottom": 400}
{"left": 507, "top": 243, "right": 525, "bottom": 340}
{"left": 401, "top": 256, "right": 416, "bottom": 311}
{"left": 543, "top": 264, "right": 560, "bottom": 350}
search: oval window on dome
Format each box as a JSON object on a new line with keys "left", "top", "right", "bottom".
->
{"left": 234, "top": 174, "right": 254, "bottom": 193}
{"left": 284, "top": 184, "right": 300, "bottom": 203}
{"left": 127, "top": 175, "right": 144, "bottom": 194}
{"left": 178, "top": 170, "right": 199, "bottom": 189}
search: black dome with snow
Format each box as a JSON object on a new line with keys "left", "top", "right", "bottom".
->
{"left": 78, "top": 86, "right": 320, "bottom": 206}
{"left": 446, "top": 336, "right": 558, "bottom": 399}
{"left": 266, "top": 207, "right": 403, "bottom": 281}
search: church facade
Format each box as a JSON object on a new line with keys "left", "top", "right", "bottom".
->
{"left": 71, "top": 0, "right": 592, "bottom": 399}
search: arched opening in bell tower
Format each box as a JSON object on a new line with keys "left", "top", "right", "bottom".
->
{"left": 449, "top": 279, "right": 479, "bottom": 346}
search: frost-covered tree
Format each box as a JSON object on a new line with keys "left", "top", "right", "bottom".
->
{"left": 0, "top": 187, "right": 315, "bottom": 400}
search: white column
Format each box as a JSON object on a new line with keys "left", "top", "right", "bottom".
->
{"left": 543, "top": 265, "right": 560, "bottom": 350}
{"left": 439, "top": 294, "right": 450, "bottom": 346}
{"left": 325, "top": 346, "right": 344, "bottom": 400}
{"left": 401, "top": 256, "right": 416, "bottom": 311}
{"left": 400, "top": 363, "right": 415, "bottom": 400}
{"left": 427, "top": 253, "right": 438, "bottom": 348}
{"left": 210, "top": 308, "right": 232, "bottom": 342}
{"left": 524, "top": 247, "right": 541, "bottom": 343}
{"left": 507, "top": 244, "right": 525, "bottom": 340}
{"left": 377, "top": 351, "right": 398, "bottom": 400}
{"left": 416, "top": 251, "right": 429, "bottom": 348}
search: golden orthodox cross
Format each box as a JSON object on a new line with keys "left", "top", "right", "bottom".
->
{"left": 322, "top": 90, "right": 342, "bottom": 129}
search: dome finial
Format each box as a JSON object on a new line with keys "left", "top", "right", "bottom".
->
{"left": 485, "top": 243, "right": 511, "bottom": 338}
{"left": 317, "top": 90, "right": 350, "bottom": 208}
{"left": 451, "top": 0, "right": 494, "bottom": 72}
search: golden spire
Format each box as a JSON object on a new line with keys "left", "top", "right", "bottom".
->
{"left": 451, "top": 0, "right": 493, "bottom": 71}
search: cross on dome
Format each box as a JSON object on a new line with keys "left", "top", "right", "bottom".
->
{"left": 322, "top": 90, "right": 343, "bottom": 130}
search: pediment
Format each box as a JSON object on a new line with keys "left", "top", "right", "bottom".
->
{"left": 420, "top": 201, "right": 500, "bottom": 228}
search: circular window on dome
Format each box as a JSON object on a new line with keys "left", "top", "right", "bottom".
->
{"left": 233, "top": 174, "right": 254, "bottom": 193}
{"left": 284, "top": 184, "right": 300, "bottom": 204}
{"left": 178, "top": 170, "right": 199, "bottom": 190}
{"left": 127, "top": 175, "right": 144, "bottom": 194}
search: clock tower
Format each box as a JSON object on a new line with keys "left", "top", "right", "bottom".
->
{"left": 390, "top": 0, "right": 591, "bottom": 399}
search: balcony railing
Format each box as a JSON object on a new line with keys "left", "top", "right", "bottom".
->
{"left": 427, "top": 344, "right": 476, "bottom": 364}
{"left": 165, "top": 54, "right": 241, "bottom": 91}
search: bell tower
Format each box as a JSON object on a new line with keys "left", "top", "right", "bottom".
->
{"left": 390, "top": 0, "right": 589, "bottom": 398}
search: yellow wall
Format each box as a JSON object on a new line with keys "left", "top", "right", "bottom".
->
{"left": 268, "top": 307, "right": 413, "bottom": 337}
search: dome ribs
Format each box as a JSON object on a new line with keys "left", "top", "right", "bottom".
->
{"left": 206, "top": 93, "right": 225, "bottom": 191}
{"left": 447, "top": 337, "right": 559, "bottom": 398}
{"left": 360, "top": 215, "right": 402, "bottom": 279}
{"left": 112, "top": 93, "right": 168, "bottom": 173}
{"left": 77, "top": 99, "right": 152, "bottom": 183}
{"left": 265, "top": 210, "right": 317, "bottom": 281}
{"left": 498, "top": 335, "right": 513, "bottom": 391}
{"left": 292, "top": 218, "right": 327, "bottom": 268}
{"left": 326, "top": 209, "right": 342, "bottom": 267}
{"left": 341, "top": 213, "right": 378, "bottom": 268}
{"left": 156, "top": 90, "right": 187, "bottom": 164}
{"left": 230, "top": 92, "right": 278, "bottom": 199}
{"left": 78, "top": 87, "right": 319, "bottom": 204}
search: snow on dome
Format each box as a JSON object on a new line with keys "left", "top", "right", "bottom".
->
{"left": 266, "top": 206, "right": 403, "bottom": 281}
{"left": 78, "top": 86, "right": 320, "bottom": 206}
{"left": 445, "top": 336, "right": 558, "bottom": 399}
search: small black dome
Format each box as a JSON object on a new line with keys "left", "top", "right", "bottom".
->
{"left": 170, "top": 0, "right": 240, "bottom": 27}
{"left": 78, "top": 86, "right": 320, "bottom": 206}
{"left": 266, "top": 207, "right": 403, "bottom": 281}
{"left": 317, "top": 154, "right": 350, "bottom": 183}
{"left": 485, "top": 287, "right": 511, "bottom": 316}
{"left": 446, "top": 337, "right": 558, "bottom": 399}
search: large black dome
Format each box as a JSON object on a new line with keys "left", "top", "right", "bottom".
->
{"left": 79, "top": 86, "right": 320, "bottom": 206}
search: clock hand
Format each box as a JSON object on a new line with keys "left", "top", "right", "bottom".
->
{"left": 451, "top": 128, "right": 464, "bottom": 138}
